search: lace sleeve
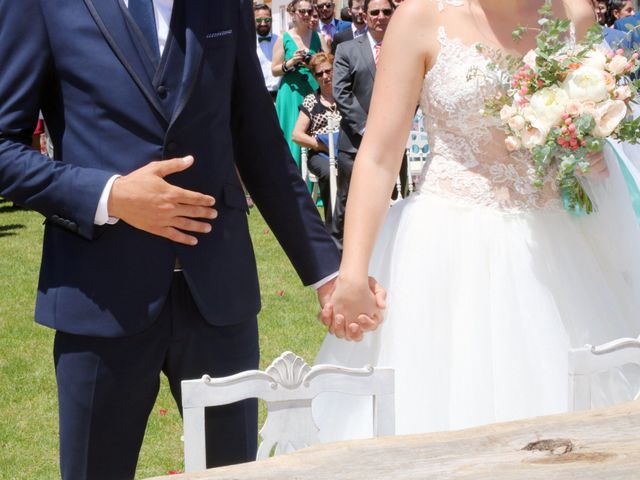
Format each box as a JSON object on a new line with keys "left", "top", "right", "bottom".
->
{"left": 431, "top": 0, "right": 464, "bottom": 12}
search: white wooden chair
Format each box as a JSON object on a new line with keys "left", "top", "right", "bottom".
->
{"left": 181, "top": 351, "right": 395, "bottom": 472}
{"left": 568, "top": 334, "right": 640, "bottom": 411}
{"left": 300, "top": 147, "right": 321, "bottom": 205}
{"left": 300, "top": 117, "right": 338, "bottom": 216}
{"left": 404, "top": 130, "right": 429, "bottom": 195}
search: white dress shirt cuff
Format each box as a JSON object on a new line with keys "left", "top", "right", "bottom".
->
{"left": 94, "top": 174, "right": 121, "bottom": 225}
{"left": 312, "top": 271, "right": 339, "bottom": 290}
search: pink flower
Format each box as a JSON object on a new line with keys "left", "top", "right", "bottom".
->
{"left": 607, "top": 55, "right": 629, "bottom": 75}
{"left": 504, "top": 136, "right": 522, "bottom": 152}
{"left": 614, "top": 85, "right": 632, "bottom": 101}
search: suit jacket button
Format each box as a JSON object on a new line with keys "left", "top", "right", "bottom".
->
{"left": 157, "top": 85, "right": 168, "bottom": 99}
{"left": 166, "top": 142, "right": 178, "bottom": 153}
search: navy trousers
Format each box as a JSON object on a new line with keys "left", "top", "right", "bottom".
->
{"left": 54, "top": 272, "right": 259, "bottom": 479}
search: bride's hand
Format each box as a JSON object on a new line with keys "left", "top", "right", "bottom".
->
{"left": 577, "top": 151, "right": 609, "bottom": 180}
{"left": 320, "top": 276, "right": 386, "bottom": 342}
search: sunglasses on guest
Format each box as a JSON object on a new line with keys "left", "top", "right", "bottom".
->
{"left": 255, "top": 17, "right": 272, "bottom": 24}
{"left": 368, "top": 8, "right": 393, "bottom": 16}
{"left": 297, "top": 8, "right": 314, "bottom": 15}
{"left": 316, "top": 2, "right": 334, "bottom": 9}
{"left": 313, "top": 68, "right": 333, "bottom": 78}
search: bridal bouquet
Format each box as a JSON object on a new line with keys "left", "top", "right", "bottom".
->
{"left": 480, "top": 1, "right": 640, "bottom": 214}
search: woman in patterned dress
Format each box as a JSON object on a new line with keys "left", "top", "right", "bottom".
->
{"left": 292, "top": 52, "right": 341, "bottom": 229}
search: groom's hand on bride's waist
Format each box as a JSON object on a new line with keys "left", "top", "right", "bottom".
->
{"left": 107, "top": 156, "right": 217, "bottom": 246}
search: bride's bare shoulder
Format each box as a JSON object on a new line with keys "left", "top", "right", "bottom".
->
{"left": 390, "top": 0, "right": 445, "bottom": 43}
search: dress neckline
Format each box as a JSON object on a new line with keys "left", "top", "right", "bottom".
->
{"left": 424, "top": 24, "right": 576, "bottom": 82}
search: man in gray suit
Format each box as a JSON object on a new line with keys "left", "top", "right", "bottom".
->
{"left": 331, "top": 0, "right": 397, "bottom": 245}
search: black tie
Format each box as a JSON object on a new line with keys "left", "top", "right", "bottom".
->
{"left": 129, "top": 0, "right": 160, "bottom": 62}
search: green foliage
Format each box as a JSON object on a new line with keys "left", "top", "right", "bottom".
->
{"left": 0, "top": 200, "right": 325, "bottom": 479}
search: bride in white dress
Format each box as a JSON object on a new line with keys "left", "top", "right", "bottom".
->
{"left": 314, "top": 0, "right": 640, "bottom": 441}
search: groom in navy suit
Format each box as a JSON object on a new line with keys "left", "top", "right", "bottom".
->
{"left": 0, "top": 0, "right": 379, "bottom": 478}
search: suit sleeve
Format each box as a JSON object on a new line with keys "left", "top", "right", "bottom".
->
{"left": 229, "top": 0, "right": 340, "bottom": 285}
{"left": 0, "top": 0, "right": 114, "bottom": 239}
{"left": 333, "top": 43, "right": 368, "bottom": 138}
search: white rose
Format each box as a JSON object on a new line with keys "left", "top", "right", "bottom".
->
{"left": 508, "top": 114, "right": 526, "bottom": 131}
{"left": 524, "top": 86, "right": 569, "bottom": 131}
{"left": 523, "top": 50, "right": 538, "bottom": 72}
{"left": 607, "top": 54, "right": 629, "bottom": 75}
{"left": 521, "top": 126, "right": 547, "bottom": 149}
{"left": 500, "top": 104, "right": 517, "bottom": 121}
{"left": 582, "top": 49, "right": 608, "bottom": 70}
{"left": 562, "top": 66, "right": 609, "bottom": 103}
{"left": 614, "top": 84, "right": 632, "bottom": 101}
{"left": 592, "top": 100, "right": 628, "bottom": 137}
{"left": 504, "top": 136, "right": 522, "bottom": 152}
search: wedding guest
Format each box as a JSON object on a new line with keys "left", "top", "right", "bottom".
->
{"left": 310, "top": 6, "right": 321, "bottom": 30}
{"left": 606, "top": 0, "right": 635, "bottom": 26}
{"left": 272, "top": 0, "right": 329, "bottom": 168}
{"left": 292, "top": 52, "right": 341, "bottom": 229}
{"left": 340, "top": 6, "right": 351, "bottom": 22}
{"left": 255, "top": 3, "right": 281, "bottom": 100}
{"left": 332, "top": 0, "right": 368, "bottom": 55}
{"left": 332, "top": 0, "right": 405, "bottom": 246}
{"left": 594, "top": 0, "right": 608, "bottom": 25}
{"left": 315, "top": 0, "right": 351, "bottom": 45}
{"left": 588, "top": 0, "right": 631, "bottom": 48}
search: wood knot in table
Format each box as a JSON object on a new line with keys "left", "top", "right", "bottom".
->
{"left": 522, "top": 439, "right": 574, "bottom": 455}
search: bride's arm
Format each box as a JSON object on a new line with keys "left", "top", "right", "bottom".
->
{"left": 327, "top": 0, "right": 434, "bottom": 339}
{"left": 561, "top": 0, "right": 598, "bottom": 39}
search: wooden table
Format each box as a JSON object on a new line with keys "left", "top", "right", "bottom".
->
{"left": 148, "top": 400, "right": 640, "bottom": 479}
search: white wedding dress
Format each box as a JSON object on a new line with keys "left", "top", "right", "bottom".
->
{"left": 313, "top": 25, "right": 640, "bottom": 441}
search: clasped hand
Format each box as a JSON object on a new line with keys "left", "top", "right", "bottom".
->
{"left": 317, "top": 276, "right": 387, "bottom": 342}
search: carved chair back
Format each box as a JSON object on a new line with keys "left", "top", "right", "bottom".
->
{"left": 181, "top": 351, "right": 395, "bottom": 472}
{"left": 568, "top": 335, "right": 640, "bottom": 411}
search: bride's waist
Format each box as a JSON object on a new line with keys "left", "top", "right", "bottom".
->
{"left": 417, "top": 156, "right": 562, "bottom": 213}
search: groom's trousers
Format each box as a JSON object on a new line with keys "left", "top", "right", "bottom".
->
{"left": 53, "top": 271, "right": 260, "bottom": 480}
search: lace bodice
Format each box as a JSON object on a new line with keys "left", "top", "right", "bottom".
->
{"left": 417, "top": 27, "right": 563, "bottom": 212}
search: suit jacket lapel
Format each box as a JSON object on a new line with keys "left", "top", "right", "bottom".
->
{"left": 83, "top": 0, "right": 169, "bottom": 123}
{"left": 358, "top": 35, "right": 376, "bottom": 80}
{"left": 171, "top": 0, "right": 209, "bottom": 124}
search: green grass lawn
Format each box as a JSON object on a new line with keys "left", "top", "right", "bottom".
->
{"left": 0, "top": 198, "right": 328, "bottom": 479}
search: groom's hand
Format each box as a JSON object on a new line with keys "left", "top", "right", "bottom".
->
{"left": 108, "top": 156, "right": 217, "bottom": 245}
{"left": 319, "top": 276, "right": 386, "bottom": 342}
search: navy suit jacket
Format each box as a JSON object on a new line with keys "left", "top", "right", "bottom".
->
{"left": 0, "top": 0, "right": 340, "bottom": 337}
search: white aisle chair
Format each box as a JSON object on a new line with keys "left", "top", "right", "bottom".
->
{"left": 300, "top": 147, "right": 321, "bottom": 205}
{"left": 301, "top": 118, "right": 339, "bottom": 216}
{"left": 181, "top": 351, "right": 395, "bottom": 472}
{"left": 392, "top": 130, "right": 429, "bottom": 203}
{"left": 568, "top": 334, "right": 640, "bottom": 411}
{"left": 404, "top": 130, "right": 429, "bottom": 195}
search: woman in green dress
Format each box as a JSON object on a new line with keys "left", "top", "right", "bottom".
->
{"left": 272, "top": 0, "right": 329, "bottom": 168}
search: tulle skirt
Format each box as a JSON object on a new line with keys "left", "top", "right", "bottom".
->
{"left": 314, "top": 143, "right": 640, "bottom": 441}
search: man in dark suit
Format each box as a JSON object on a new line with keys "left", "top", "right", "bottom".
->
{"left": 0, "top": 0, "right": 385, "bottom": 478}
{"left": 331, "top": 0, "right": 368, "bottom": 55}
{"left": 332, "top": 0, "right": 403, "bottom": 245}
